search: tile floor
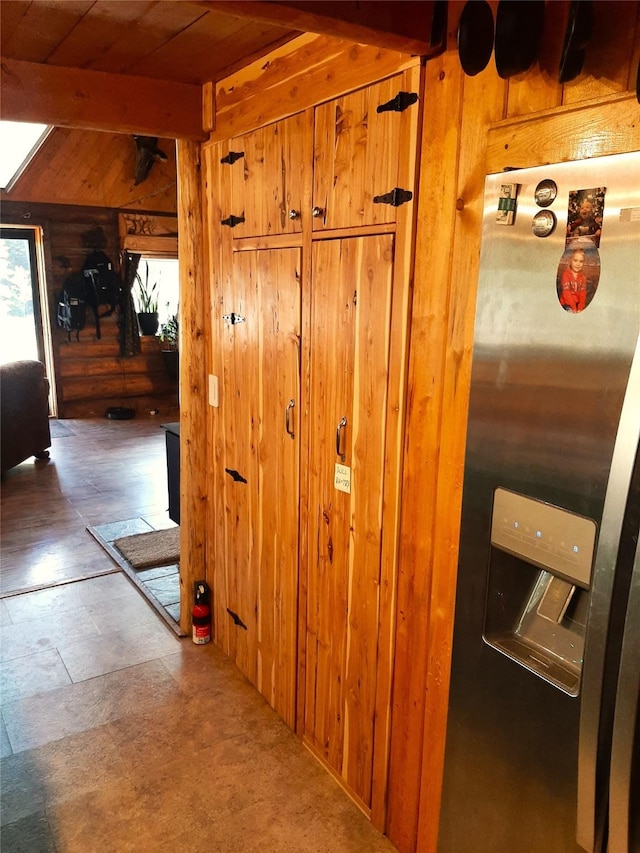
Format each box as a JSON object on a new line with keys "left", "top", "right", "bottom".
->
{"left": 1, "top": 575, "right": 398, "bottom": 852}
{"left": 1, "top": 419, "right": 397, "bottom": 852}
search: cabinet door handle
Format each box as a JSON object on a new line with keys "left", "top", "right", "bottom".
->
{"left": 312, "top": 206, "right": 324, "bottom": 218}
{"left": 285, "top": 399, "right": 295, "bottom": 439}
{"left": 288, "top": 209, "right": 300, "bottom": 220}
{"left": 336, "top": 417, "right": 347, "bottom": 461}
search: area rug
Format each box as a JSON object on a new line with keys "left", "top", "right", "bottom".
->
{"left": 113, "top": 527, "right": 180, "bottom": 569}
{"left": 87, "top": 518, "right": 186, "bottom": 637}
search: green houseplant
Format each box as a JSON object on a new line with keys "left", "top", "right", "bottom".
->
{"left": 160, "top": 307, "right": 179, "bottom": 380}
{"left": 134, "top": 262, "right": 159, "bottom": 336}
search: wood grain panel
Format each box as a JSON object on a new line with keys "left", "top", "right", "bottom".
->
{"left": 44, "top": 1, "right": 159, "bottom": 69}
{"left": 202, "top": 0, "right": 436, "bottom": 55}
{"left": 86, "top": 3, "right": 207, "bottom": 75}
{"left": 0, "top": 1, "right": 32, "bottom": 51}
{"left": 313, "top": 75, "right": 414, "bottom": 231}
{"left": 228, "top": 112, "right": 309, "bottom": 238}
{"left": 176, "top": 139, "right": 208, "bottom": 634}
{"left": 370, "top": 61, "right": 423, "bottom": 831}
{"left": 385, "top": 50, "right": 467, "bottom": 853}
{"left": 304, "top": 234, "right": 394, "bottom": 809}
{"left": 213, "top": 34, "right": 416, "bottom": 141}
{"left": 129, "top": 10, "right": 291, "bottom": 86}
{"left": 3, "top": 128, "right": 177, "bottom": 213}
{"left": 202, "top": 140, "right": 235, "bottom": 661}
{"left": 562, "top": 1, "right": 639, "bottom": 104}
{"left": 1, "top": 57, "right": 203, "bottom": 139}
{"left": 254, "top": 248, "right": 300, "bottom": 727}
{"left": 221, "top": 249, "right": 259, "bottom": 679}
{"left": 486, "top": 94, "right": 640, "bottom": 174}
{"left": 1, "top": 0, "right": 93, "bottom": 63}
{"left": 218, "top": 247, "right": 301, "bottom": 725}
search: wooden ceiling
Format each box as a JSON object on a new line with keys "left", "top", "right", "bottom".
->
{"left": 0, "top": 1, "right": 439, "bottom": 209}
{"left": 0, "top": 1, "right": 300, "bottom": 86}
{"left": 1, "top": 1, "right": 437, "bottom": 86}
{"left": 1, "top": 1, "right": 439, "bottom": 139}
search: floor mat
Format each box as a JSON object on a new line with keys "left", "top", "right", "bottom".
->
{"left": 113, "top": 527, "right": 180, "bottom": 569}
{"left": 87, "top": 518, "right": 185, "bottom": 636}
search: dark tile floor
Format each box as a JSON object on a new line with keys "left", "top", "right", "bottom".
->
{"left": 0, "top": 418, "right": 397, "bottom": 852}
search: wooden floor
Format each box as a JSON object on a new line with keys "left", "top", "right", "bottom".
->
{"left": 0, "top": 418, "right": 172, "bottom": 598}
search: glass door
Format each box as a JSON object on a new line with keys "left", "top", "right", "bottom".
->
{"left": 0, "top": 228, "right": 44, "bottom": 364}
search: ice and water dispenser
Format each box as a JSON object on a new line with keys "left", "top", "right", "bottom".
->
{"left": 483, "top": 488, "right": 597, "bottom": 695}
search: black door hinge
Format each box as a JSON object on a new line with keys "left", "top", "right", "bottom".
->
{"left": 377, "top": 91, "right": 419, "bottom": 113}
{"left": 373, "top": 187, "right": 413, "bottom": 207}
{"left": 227, "top": 608, "right": 248, "bottom": 630}
{"left": 221, "top": 214, "right": 245, "bottom": 228}
{"left": 223, "top": 312, "right": 246, "bottom": 325}
{"left": 220, "top": 150, "right": 244, "bottom": 165}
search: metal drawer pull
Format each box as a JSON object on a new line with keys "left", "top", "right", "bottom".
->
{"left": 336, "top": 417, "right": 347, "bottom": 461}
{"left": 288, "top": 209, "right": 300, "bottom": 220}
{"left": 285, "top": 399, "right": 295, "bottom": 439}
{"left": 312, "top": 206, "right": 324, "bottom": 218}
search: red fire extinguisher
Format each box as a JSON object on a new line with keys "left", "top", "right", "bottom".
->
{"left": 192, "top": 580, "right": 211, "bottom": 645}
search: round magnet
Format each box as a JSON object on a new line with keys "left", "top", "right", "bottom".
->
{"left": 532, "top": 210, "right": 557, "bottom": 237}
{"left": 534, "top": 179, "right": 558, "bottom": 208}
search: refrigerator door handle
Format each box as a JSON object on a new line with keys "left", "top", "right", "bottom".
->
{"left": 608, "top": 537, "right": 640, "bottom": 853}
{"left": 577, "top": 332, "right": 640, "bottom": 853}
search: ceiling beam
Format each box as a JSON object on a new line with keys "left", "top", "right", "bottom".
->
{"left": 0, "top": 58, "right": 206, "bottom": 140}
{"left": 197, "top": 1, "right": 439, "bottom": 56}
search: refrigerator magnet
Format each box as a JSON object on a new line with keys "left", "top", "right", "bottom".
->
{"left": 534, "top": 179, "right": 557, "bottom": 207}
{"left": 496, "top": 182, "right": 519, "bottom": 225}
{"left": 532, "top": 210, "right": 556, "bottom": 237}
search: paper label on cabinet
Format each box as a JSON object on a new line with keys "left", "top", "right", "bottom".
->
{"left": 334, "top": 463, "right": 351, "bottom": 494}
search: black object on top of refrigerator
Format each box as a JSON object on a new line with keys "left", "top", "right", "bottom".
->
{"left": 438, "top": 151, "right": 640, "bottom": 853}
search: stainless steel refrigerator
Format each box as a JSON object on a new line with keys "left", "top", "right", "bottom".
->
{"left": 438, "top": 152, "right": 640, "bottom": 853}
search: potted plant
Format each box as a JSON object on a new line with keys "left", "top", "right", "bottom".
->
{"left": 160, "top": 307, "right": 179, "bottom": 379}
{"left": 134, "top": 261, "right": 159, "bottom": 336}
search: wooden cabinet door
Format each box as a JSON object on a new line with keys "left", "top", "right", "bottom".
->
{"left": 304, "top": 234, "right": 395, "bottom": 807}
{"left": 220, "top": 247, "right": 301, "bottom": 727}
{"left": 312, "top": 74, "right": 418, "bottom": 231}
{"left": 223, "top": 113, "right": 307, "bottom": 238}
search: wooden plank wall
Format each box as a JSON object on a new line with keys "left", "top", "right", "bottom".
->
{"left": 385, "top": 3, "right": 640, "bottom": 853}
{"left": 0, "top": 200, "right": 179, "bottom": 418}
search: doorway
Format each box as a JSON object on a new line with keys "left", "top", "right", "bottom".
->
{"left": 0, "top": 226, "right": 57, "bottom": 414}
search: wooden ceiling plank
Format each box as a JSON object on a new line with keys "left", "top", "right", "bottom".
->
{"left": 0, "top": 1, "right": 31, "bottom": 51}
{"left": 2, "top": 1, "right": 94, "bottom": 64}
{"left": 128, "top": 8, "right": 285, "bottom": 85}
{"left": 1, "top": 57, "right": 205, "bottom": 139}
{"left": 85, "top": 2, "right": 208, "bottom": 75}
{"left": 198, "top": 0, "right": 436, "bottom": 56}
{"left": 45, "top": 0, "right": 156, "bottom": 69}
{"left": 180, "top": 20, "right": 300, "bottom": 85}
{"left": 2, "top": 127, "right": 72, "bottom": 200}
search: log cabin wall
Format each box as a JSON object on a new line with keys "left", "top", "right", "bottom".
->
{"left": 195, "top": 7, "right": 640, "bottom": 853}
{"left": 0, "top": 129, "right": 179, "bottom": 418}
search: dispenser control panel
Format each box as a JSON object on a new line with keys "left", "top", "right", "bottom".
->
{"left": 491, "top": 488, "right": 597, "bottom": 588}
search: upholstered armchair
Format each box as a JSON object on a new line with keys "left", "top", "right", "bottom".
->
{"left": 1, "top": 360, "right": 51, "bottom": 476}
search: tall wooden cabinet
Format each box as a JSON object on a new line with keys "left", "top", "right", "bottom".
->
{"left": 215, "top": 246, "right": 301, "bottom": 729}
{"left": 206, "top": 63, "right": 421, "bottom": 821}
{"left": 304, "top": 234, "right": 395, "bottom": 807}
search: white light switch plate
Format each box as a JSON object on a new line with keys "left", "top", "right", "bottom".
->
{"left": 208, "top": 374, "right": 219, "bottom": 407}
